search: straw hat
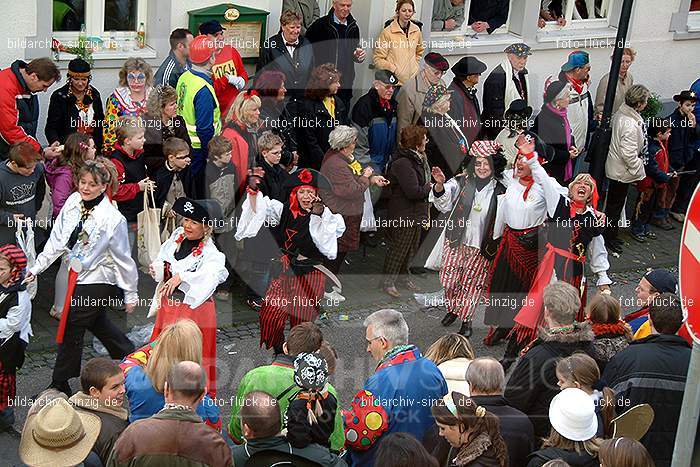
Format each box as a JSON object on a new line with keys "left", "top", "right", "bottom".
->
{"left": 19, "top": 398, "right": 101, "bottom": 467}
{"left": 549, "top": 388, "right": 598, "bottom": 441}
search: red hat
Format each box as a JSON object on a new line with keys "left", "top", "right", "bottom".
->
{"left": 189, "top": 35, "right": 216, "bottom": 64}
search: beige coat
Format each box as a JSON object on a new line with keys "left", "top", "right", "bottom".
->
{"left": 396, "top": 72, "right": 446, "bottom": 137}
{"left": 595, "top": 71, "right": 634, "bottom": 117}
{"left": 437, "top": 357, "right": 472, "bottom": 397}
{"left": 606, "top": 103, "right": 646, "bottom": 183}
{"left": 373, "top": 19, "right": 425, "bottom": 86}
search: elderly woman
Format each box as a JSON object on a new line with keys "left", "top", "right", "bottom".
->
{"left": 431, "top": 392, "right": 508, "bottom": 467}
{"left": 533, "top": 80, "right": 578, "bottom": 184}
{"left": 320, "top": 125, "right": 389, "bottom": 302}
{"left": 298, "top": 63, "right": 348, "bottom": 170}
{"left": 148, "top": 197, "right": 228, "bottom": 397}
{"left": 45, "top": 57, "right": 104, "bottom": 154}
{"left": 604, "top": 84, "right": 649, "bottom": 254}
{"left": 373, "top": 0, "right": 425, "bottom": 86}
{"left": 419, "top": 83, "right": 468, "bottom": 180}
{"left": 382, "top": 125, "right": 433, "bottom": 298}
{"left": 222, "top": 89, "right": 262, "bottom": 197}
{"left": 142, "top": 85, "right": 191, "bottom": 176}
{"left": 595, "top": 48, "right": 636, "bottom": 118}
{"left": 495, "top": 99, "right": 533, "bottom": 168}
{"left": 103, "top": 58, "right": 153, "bottom": 154}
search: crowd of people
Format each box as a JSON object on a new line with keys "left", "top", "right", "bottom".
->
{"left": 0, "top": 0, "right": 698, "bottom": 465}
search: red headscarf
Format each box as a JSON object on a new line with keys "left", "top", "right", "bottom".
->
{"left": 289, "top": 185, "right": 317, "bottom": 219}
{"left": 0, "top": 244, "right": 27, "bottom": 291}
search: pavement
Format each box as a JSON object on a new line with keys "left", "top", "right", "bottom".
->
{"left": 0, "top": 209, "right": 684, "bottom": 464}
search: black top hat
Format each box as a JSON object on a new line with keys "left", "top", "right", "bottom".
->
{"left": 451, "top": 56, "right": 487, "bottom": 78}
{"left": 424, "top": 52, "right": 449, "bottom": 72}
{"left": 199, "top": 20, "right": 225, "bottom": 35}
{"left": 673, "top": 90, "right": 697, "bottom": 103}
{"left": 504, "top": 99, "right": 533, "bottom": 118}
{"left": 375, "top": 69, "right": 399, "bottom": 86}
{"left": 172, "top": 197, "right": 222, "bottom": 224}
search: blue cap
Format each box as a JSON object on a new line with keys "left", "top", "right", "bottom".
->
{"left": 561, "top": 50, "right": 590, "bottom": 72}
{"left": 643, "top": 269, "right": 678, "bottom": 294}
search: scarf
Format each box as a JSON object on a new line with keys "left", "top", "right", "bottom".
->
{"left": 379, "top": 96, "right": 391, "bottom": 111}
{"left": 322, "top": 96, "right": 336, "bottom": 119}
{"left": 347, "top": 158, "right": 362, "bottom": 175}
{"left": 520, "top": 175, "right": 534, "bottom": 201}
{"left": 501, "top": 58, "right": 528, "bottom": 109}
{"left": 546, "top": 102, "right": 574, "bottom": 180}
{"left": 566, "top": 75, "right": 585, "bottom": 95}
{"left": 376, "top": 344, "right": 418, "bottom": 372}
{"left": 66, "top": 193, "right": 104, "bottom": 251}
{"left": 591, "top": 320, "right": 630, "bottom": 337}
{"left": 289, "top": 185, "right": 315, "bottom": 219}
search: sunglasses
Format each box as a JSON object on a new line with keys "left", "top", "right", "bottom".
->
{"left": 127, "top": 72, "right": 146, "bottom": 82}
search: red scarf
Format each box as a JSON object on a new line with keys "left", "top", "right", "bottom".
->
{"left": 569, "top": 200, "right": 586, "bottom": 218}
{"left": 379, "top": 97, "right": 391, "bottom": 111}
{"left": 567, "top": 75, "right": 585, "bottom": 95}
{"left": 520, "top": 175, "right": 534, "bottom": 201}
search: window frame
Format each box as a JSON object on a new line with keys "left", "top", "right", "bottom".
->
{"left": 671, "top": 0, "right": 700, "bottom": 39}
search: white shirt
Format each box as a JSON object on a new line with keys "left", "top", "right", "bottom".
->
{"left": 235, "top": 192, "right": 346, "bottom": 260}
{"left": 0, "top": 290, "right": 32, "bottom": 344}
{"left": 30, "top": 192, "right": 139, "bottom": 304}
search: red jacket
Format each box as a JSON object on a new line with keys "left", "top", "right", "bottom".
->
{"left": 212, "top": 45, "right": 248, "bottom": 118}
{"left": 0, "top": 60, "right": 42, "bottom": 156}
{"left": 637, "top": 139, "right": 670, "bottom": 192}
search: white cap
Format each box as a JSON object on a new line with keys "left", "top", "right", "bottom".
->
{"left": 549, "top": 388, "right": 598, "bottom": 441}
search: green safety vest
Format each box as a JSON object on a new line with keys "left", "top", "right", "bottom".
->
{"left": 176, "top": 70, "right": 221, "bottom": 149}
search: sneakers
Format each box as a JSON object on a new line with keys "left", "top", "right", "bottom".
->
{"left": 324, "top": 289, "right": 346, "bottom": 304}
{"left": 670, "top": 212, "right": 686, "bottom": 223}
{"left": 629, "top": 231, "right": 647, "bottom": 243}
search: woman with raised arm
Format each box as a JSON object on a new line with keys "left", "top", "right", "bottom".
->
{"left": 431, "top": 140, "right": 509, "bottom": 337}
{"left": 235, "top": 168, "right": 345, "bottom": 353}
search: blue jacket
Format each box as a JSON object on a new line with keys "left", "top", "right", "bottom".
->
{"left": 351, "top": 88, "right": 397, "bottom": 173}
{"left": 667, "top": 108, "right": 700, "bottom": 169}
{"left": 348, "top": 345, "right": 447, "bottom": 467}
{"left": 124, "top": 365, "right": 220, "bottom": 425}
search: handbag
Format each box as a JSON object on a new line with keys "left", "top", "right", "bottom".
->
{"left": 137, "top": 185, "right": 162, "bottom": 269}
{"left": 160, "top": 215, "right": 176, "bottom": 243}
{"left": 16, "top": 219, "right": 37, "bottom": 299}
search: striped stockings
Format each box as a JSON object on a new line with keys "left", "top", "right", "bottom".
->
{"left": 440, "top": 243, "right": 492, "bottom": 322}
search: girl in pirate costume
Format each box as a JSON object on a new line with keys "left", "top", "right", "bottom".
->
{"left": 148, "top": 197, "right": 228, "bottom": 397}
{"left": 511, "top": 134, "right": 611, "bottom": 354}
{"left": 235, "top": 168, "right": 345, "bottom": 352}
{"left": 25, "top": 159, "right": 138, "bottom": 396}
{"left": 0, "top": 245, "right": 31, "bottom": 434}
{"left": 483, "top": 133, "right": 561, "bottom": 353}
{"left": 430, "top": 141, "right": 509, "bottom": 337}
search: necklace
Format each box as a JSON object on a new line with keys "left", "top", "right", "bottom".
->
{"left": 162, "top": 403, "right": 193, "bottom": 412}
{"left": 549, "top": 324, "right": 575, "bottom": 333}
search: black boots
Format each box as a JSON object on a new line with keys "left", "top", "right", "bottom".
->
{"left": 458, "top": 320, "right": 473, "bottom": 338}
{"left": 441, "top": 312, "right": 457, "bottom": 326}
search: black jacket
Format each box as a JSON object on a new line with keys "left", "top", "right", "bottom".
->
{"left": 504, "top": 323, "right": 595, "bottom": 439}
{"left": 526, "top": 447, "right": 598, "bottom": 467}
{"left": 386, "top": 147, "right": 431, "bottom": 224}
{"left": 142, "top": 114, "right": 190, "bottom": 177}
{"left": 419, "top": 112, "right": 469, "bottom": 179}
{"left": 667, "top": 108, "right": 700, "bottom": 169}
{"left": 533, "top": 104, "right": 577, "bottom": 184}
{"left": 45, "top": 82, "right": 105, "bottom": 153}
{"left": 297, "top": 96, "right": 348, "bottom": 170}
{"left": 468, "top": 0, "right": 510, "bottom": 33}
{"left": 448, "top": 79, "right": 482, "bottom": 144}
{"left": 257, "top": 33, "right": 315, "bottom": 101}
{"left": 602, "top": 334, "right": 693, "bottom": 467}
{"left": 481, "top": 64, "right": 529, "bottom": 139}
{"left": 305, "top": 10, "right": 361, "bottom": 92}
{"left": 471, "top": 395, "right": 535, "bottom": 467}
{"left": 259, "top": 97, "right": 299, "bottom": 166}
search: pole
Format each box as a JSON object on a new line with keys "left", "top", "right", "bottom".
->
{"left": 586, "top": 0, "right": 635, "bottom": 188}
{"left": 671, "top": 341, "right": 700, "bottom": 466}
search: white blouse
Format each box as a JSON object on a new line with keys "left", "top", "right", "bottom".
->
{"left": 30, "top": 192, "right": 139, "bottom": 304}
{"left": 235, "top": 191, "right": 346, "bottom": 260}
{"left": 151, "top": 227, "right": 229, "bottom": 309}
{"left": 0, "top": 290, "right": 32, "bottom": 344}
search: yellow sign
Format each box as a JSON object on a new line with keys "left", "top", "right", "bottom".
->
{"left": 224, "top": 8, "right": 240, "bottom": 21}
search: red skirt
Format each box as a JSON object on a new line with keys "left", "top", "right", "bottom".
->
{"left": 440, "top": 244, "right": 492, "bottom": 321}
{"left": 150, "top": 296, "right": 217, "bottom": 397}
{"left": 259, "top": 269, "right": 325, "bottom": 350}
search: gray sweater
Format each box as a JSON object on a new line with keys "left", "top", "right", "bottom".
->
{"left": 432, "top": 0, "right": 465, "bottom": 30}
{"left": 0, "top": 160, "right": 45, "bottom": 243}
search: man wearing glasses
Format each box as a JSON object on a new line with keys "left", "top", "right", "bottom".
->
{"left": 396, "top": 52, "right": 449, "bottom": 137}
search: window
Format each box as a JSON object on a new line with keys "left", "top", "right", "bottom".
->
{"left": 52, "top": 0, "right": 148, "bottom": 50}
{"left": 430, "top": 0, "right": 512, "bottom": 35}
{"left": 671, "top": 0, "right": 700, "bottom": 38}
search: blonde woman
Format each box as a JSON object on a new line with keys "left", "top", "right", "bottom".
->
{"left": 424, "top": 333, "right": 475, "bottom": 397}
{"left": 103, "top": 57, "right": 153, "bottom": 154}
{"left": 148, "top": 197, "right": 228, "bottom": 398}
{"left": 222, "top": 89, "right": 262, "bottom": 197}
{"left": 373, "top": 0, "right": 425, "bottom": 86}
{"left": 122, "top": 319, "right": 221, "bottom": 427}
{"left": 143, "top": 85, "right": 191, "bottom": 175}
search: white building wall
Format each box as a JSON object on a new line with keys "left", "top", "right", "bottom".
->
{"left": 1, "top": 0, "right": 697, "bottom": 146}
